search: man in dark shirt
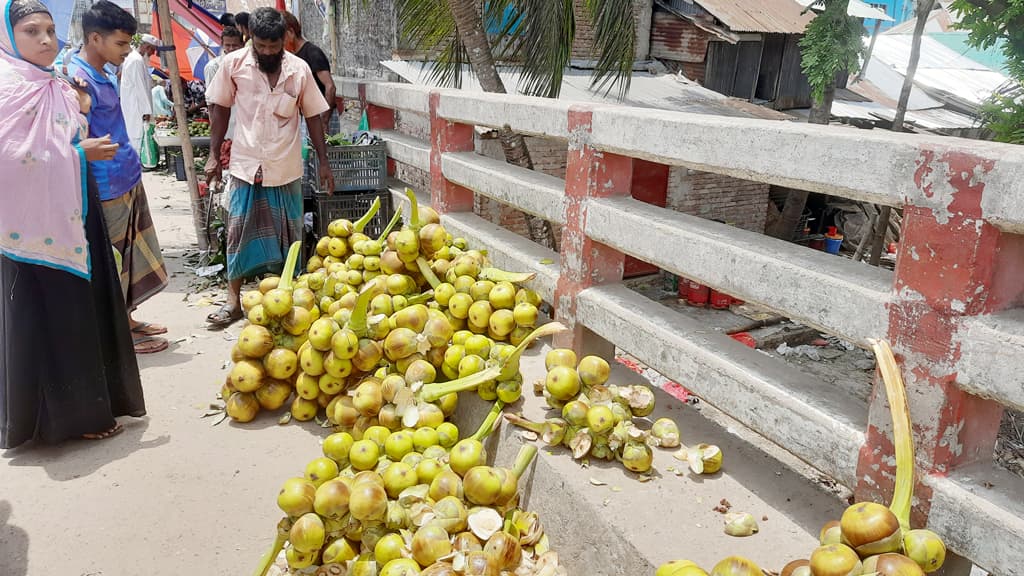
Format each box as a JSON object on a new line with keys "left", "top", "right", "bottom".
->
{"left": 281, "top": 10, "right": 335, "bottom": 127}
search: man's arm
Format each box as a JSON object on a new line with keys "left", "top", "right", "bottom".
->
{"left": 305, "top": 114, "right": 334, "bottom": 194}
{"left": 205, "top": 103, "right": 230, "bottom": 185}
{"left": 316, "top": 70, "right": 336, "bottom": 114}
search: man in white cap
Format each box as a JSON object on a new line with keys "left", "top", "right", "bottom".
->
{"left": 120, "top": 33, "right": 162, "bottom": 154}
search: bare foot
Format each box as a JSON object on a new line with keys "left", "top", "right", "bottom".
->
{"left": 82, "top": 423, "right": 124, "bottom": 440}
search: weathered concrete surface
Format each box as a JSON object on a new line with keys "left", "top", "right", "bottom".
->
{"left": 585, "top": 195, "right": 893, "bottom": 346}
{"left": 436, "top": 91, "right": 579, "bottom": 141}
{"left": 924, "top": 463, "right": 1024, "bottom": 576}
{"left": 363, "top": 81, "right": 431, "bottom": 115}
{"left": 454, "top": 345, "right": 848, "bottom": 576}
{"left": 442, "top": 151, "right": 567, "bottom": 224}
{"left": 957, "top": 309, "right": 1024, "bottom": 412}
{"left": 576, "top": 284, "right": 867, "bottom": 488}
{"left": 379, "top": 129, "right": 431, "bottom": 172}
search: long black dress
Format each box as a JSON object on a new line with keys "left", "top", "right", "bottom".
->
{"left": 0, "top": 172, "right": 146, "bottom": 449}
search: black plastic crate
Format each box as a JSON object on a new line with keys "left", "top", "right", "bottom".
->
{"left": 315, "top": 190, "right": 393, "bottom": 239}
{"left": 325, "top": 143, "right": 388, "bottom": 193}
{"left": 302, "top": 154, "right": 319, "bottom": 198}
{"left": 173, "top": 154, "right": 187, "bottom": 181}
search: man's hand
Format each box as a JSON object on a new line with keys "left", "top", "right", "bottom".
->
{"left": 81, "top": 135, "right": 118, "bottom": 161}
{"left": 318, "top": 160, "right": 334, "bottom": 195}
{"left": 205, "top": 155, "right": 223, "bottom": 186}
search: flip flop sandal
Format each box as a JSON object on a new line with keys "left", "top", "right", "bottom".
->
{"left": 133, "top": 335, "right": 169, "bottom": 354}
{"left": 132, "top": 321, "right": 168, "bottom": 336}
{"left": 206, "top": 305, "right": 243, "bottom": 328}
{"left": 83, "top": 422, "right": 124, "bottom": 440}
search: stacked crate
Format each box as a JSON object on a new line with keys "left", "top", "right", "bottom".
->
{"left": 303, "top": 139, "right": 393, "bottom": 239}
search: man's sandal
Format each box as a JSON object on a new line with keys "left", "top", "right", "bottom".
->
{"left": 133, "top": 335, "right": 169, "bottom": 354}
{"left": 206, "top": 305, "right": 243, "bottom": 329}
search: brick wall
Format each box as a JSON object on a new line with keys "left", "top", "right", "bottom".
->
{"left": 571, "top": 0, "right": 654, "bottom": 61}
{"left": 667, "top": 169, "right": 769, "bottom": 233}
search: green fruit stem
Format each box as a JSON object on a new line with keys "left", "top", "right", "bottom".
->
{"left": 252, "top": 518, "right": 290, "bottom": 576}
{"left": 377, "top": 205, "right": 403, "bottom": 243}
{"left": 348, "top": 286, "right": 375, "bottom": 338}
{"left": 404, "top": 188, "right": 421, "bottom": 232}
{"left": 419, "top": 323, "right": 566, "bottom": 402}
{"left": 416, "top": 257, "right": 442, "bottom": 289}
{"left": 478, "top": 268, "right": 537, "bottom": 284}
{"left": 419, "top": 365, "right": 503, "bottom": 403}
{"left": 278, "top": 241, "right": 303, "bottom": 291}
{"left": 499, "top": 322, "right": 566, "bottom": 381}
{"left": 406, "top": 291, "right": 435, "bottom": 306}
{"left": 353, "top": 196, "right": 382, "bottom": 233}
{"left": 511, "top": 444, "right": 538, "bottom": 480}
{"left": 871, "top": 339, "right": 914, "bottom": 532}
{"left": 471, "top": 400, "right": 505, "bottom": 442}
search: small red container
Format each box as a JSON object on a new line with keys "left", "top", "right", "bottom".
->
{"left": 710, "top": 290, "right": 732, "bottom": 310}
{"left": 684, "top": 280, "right": 710, "bottom": 307}
{"left": 730, "top": 332, "right": 757, "bottom": 348}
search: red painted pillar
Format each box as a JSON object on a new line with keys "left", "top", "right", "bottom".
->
{"left": 428, "top": 91, "right": 475, "bottom": 214}
{"left": 553, "top": 105, "right": 629, "bottom": 356}
{"left": 624, "top": 159, "right": 669, "bottom": 278}
{"left": 856, "top": 150, "right": 1024, "bottom": 526}
{"left": 357, "top": 84, "right": 397, "bottom": 177}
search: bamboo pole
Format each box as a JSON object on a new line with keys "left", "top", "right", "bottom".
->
{"left": 155, "top": 0, "right": 209, "bottom": 251}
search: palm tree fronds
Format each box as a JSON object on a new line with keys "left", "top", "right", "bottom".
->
{"left": 495, "top": 0, "right": 574, "bottom": 98}
{"left": 585, "top": 0, "right": 636, "bottom": 100}
{"left": 395, "top": 0, "right": 467, "bottom": 89}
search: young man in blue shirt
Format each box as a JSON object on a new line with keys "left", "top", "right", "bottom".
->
{"left": 70, "top": 0, "right": 169, "bottom": 354}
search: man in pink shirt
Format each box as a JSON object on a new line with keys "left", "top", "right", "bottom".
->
{"left": 203, "top": 7, "right": 333, "bottom": 327}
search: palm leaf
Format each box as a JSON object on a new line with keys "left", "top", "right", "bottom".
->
{"left": 585, "top": 0, "right": 636, "bottom": 99}
{"left": 395, "top": 0, "right": 468, "bottom": 89}
{"left": 493, "top": 0, "right": 574, "bottom": 98}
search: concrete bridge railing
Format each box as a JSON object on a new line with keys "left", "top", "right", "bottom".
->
{"left": 334, "top": 77, "right": 1024, "bottom": 576}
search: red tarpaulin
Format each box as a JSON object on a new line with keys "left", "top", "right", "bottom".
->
{"left": 151, "top": 0, "right": 223, "bottom": 81}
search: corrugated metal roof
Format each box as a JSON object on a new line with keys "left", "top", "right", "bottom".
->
{"left": 381, "top": 60, "right": 792, "bottom": 120}
{"left": 692, "top": 0, "right": 813, "bottom": 34}
{"left": 797, "top": 0, "right": 893, "bottom": 21}
{"left": 831, "top": 99, "right": 981, "bottom": 130}
{"left": 858, "top": 34, "right": 1011, "bottom": 110}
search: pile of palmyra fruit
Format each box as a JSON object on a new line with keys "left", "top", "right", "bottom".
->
{"left": 656, "top": 341, "right": 947, "bottom": 576}
{"left": 216, "top": 191, "right": 945, "bottom": 576}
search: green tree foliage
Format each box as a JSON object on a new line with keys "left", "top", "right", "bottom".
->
{"left": 799, "top": 0, "right": 865, "bottom": 103}
{"left": 951, "top": 0, "right": 1024, "bottom": 143}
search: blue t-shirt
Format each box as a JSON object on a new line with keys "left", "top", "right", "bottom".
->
{"left": 69, "top": 53, "right": 141, "bottom": 201}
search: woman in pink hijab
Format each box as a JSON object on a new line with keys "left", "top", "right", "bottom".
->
{"left": 0, "top": 0, "right": 146, "bottom": 448}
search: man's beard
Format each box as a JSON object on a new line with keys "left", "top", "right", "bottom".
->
{"left": 256, "top": 50, "right": 283, "bottom": 73}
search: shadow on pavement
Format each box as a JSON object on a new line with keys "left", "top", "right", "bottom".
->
{"left": 0, "top": 500, "right": 29, "bottom": 576}
{"left": 3, "top": 417, "right": 170, "bottom": 481}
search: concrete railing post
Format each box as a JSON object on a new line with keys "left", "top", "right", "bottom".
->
{"left": 553, "top": 106, "right": 629, "bottom": 356}
{"left": 856, "top": 151, "right": 1024, "bottom": 528}
{"left": 428, "top": 91, "right": 475, "bottom": 214}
